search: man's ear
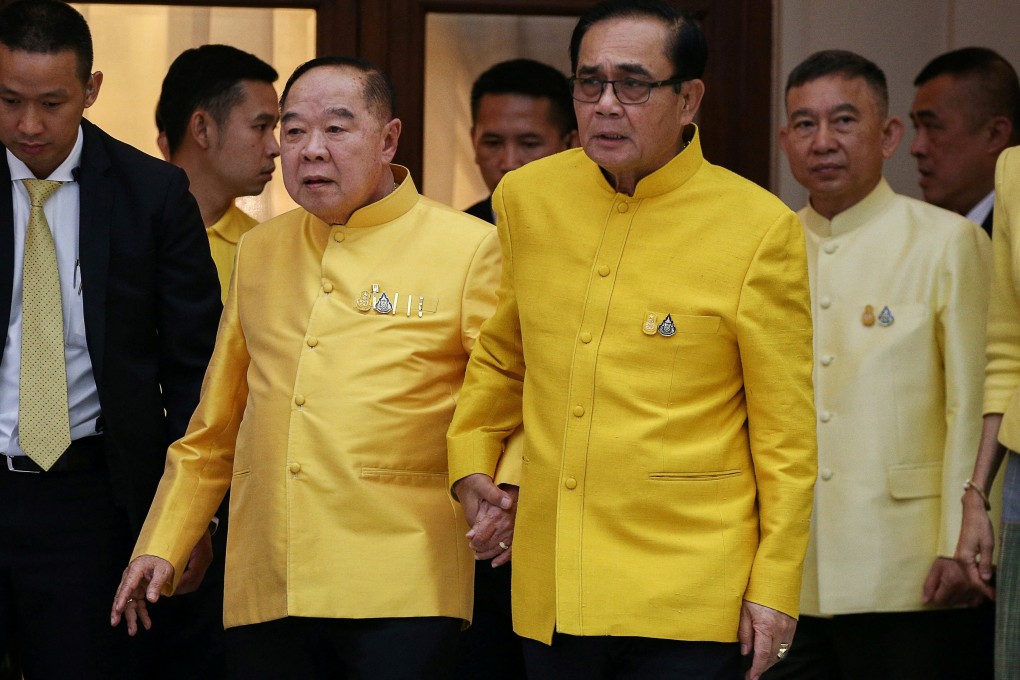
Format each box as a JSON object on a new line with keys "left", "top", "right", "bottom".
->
{"left": 155, "top": 131, "right": 170, "bottom": 161}
{"left": 987, "top": 115, "right": 1013, "bottom": 154}
{"left": 881, "top": 115, "right": 904, "bottom": 160}
{"left": 189, "top": 110, "right": 214, "bottom": 150}
{"left": 381, "top": 118, "right": 402, "bottom": 163}
{"left": 83, "top": 71, "right": 102, "bottom": 109}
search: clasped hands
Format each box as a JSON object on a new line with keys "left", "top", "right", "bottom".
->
{"left": 454, "top": 473, "right": 518, "bottom": 567}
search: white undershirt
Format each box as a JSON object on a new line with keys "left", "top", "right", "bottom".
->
{"left": 966, "top": 190, "right": 995, "bottom": 228}
{"left": 0, "top": 127, "right": 101, "bottom": 456}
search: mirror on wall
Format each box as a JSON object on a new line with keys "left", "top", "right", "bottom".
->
{"left": 71, "top": 4, "right": 316, "bottom": 221}
{"left": 423, "top": 12, "right": 576, "bottom": 210}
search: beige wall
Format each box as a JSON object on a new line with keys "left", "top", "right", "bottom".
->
{"left": 774, "top": 0, "right": 1020, "bottom": 210}
{"left": 71, "top": 4, "right": 316, "bottom": 222}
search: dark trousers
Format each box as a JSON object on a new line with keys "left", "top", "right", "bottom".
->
{"left": 0, "top": 463, "right": 137, "bottom": 679}
{"left": 762, "top": 607, "right": 995, "bottom": 680}
{"left": 225, "top": 615, "right": 462, "bottom": 680}
{"left": 522, "top": 632, "right": 742, "bottom": 680}
{"left": 0, "top": 455, "right": 228, "bottom": 680}
{"left": 455, "top": 559, "right": 525, "bottom": 679}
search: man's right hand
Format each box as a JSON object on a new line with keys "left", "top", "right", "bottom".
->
{"left": 452, "top": 472, "right": 513, "bottom": 527}
{"left": 110, "top": 555, "right": 175, "bottom": 635}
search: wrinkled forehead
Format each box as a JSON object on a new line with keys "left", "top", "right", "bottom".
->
{"left": 576, "top": 17, "right": 673, "bottom": 78}
{"left": 284, "top": 66, "right": 370, "bottom": 117}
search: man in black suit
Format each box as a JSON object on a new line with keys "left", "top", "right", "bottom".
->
{"left": 465, "top": 59, "right": 577, "bottom": 224}
{"left": 911, "top": 47, "right": 1020, "bottom": 236}
{"left": 0, "top": 2, "right": 221, "bottom": 679}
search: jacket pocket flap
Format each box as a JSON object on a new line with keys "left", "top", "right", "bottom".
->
{"left": 887, "top": 463, "right": 941, "bottom": 499}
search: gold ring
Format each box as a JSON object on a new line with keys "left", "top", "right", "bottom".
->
{"left": 499, "top": 541, "right": 510, "bottom": 550}
{"left": 777, "top": 642, "right": 791, "bottom": 660}
{"left": 126, "top": 598, "right": 135, "bottom": 603}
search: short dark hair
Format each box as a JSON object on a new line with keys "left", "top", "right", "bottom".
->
{"left": 915, "top": 47, "right": 1020, "bottom": 143}
{"left": 470, "top": 59, "right": 577, "bottom": 136}
{"left": 156, "top": 44, "right": 278, "bottom": 155}
{"left": 569, "top": 0, "right": 706, "bottom": 82}
{"left": 281, "top": 55, "right": 395, "bottom": 120}
{"left": 786, "top": 50, "right": 889, "bottom": 117}
{"left": 0, "top": 0, "right": 93, "bottom": 83}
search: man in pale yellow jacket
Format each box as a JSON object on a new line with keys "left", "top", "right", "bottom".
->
{"left": 773, "top": 50, "right": 992, "bottom": 678}
{"left": 447, "top": 2, "right": 817, "bottom": 679}
{"left": 110, "top": 57, "right": 501, "bottom": 678}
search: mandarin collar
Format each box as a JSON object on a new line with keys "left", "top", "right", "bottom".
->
{"left": 587, "top": 124, "right": 703, "bottom": 199}
{"left": 800, "top": 178, "right": 896, "bottom": 239}
{"left": 343, "top": 164, "right": 417, "bottom": 228}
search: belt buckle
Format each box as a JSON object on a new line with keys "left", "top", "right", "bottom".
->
{"left": 4, "top": 454, "right": 40, "bottom": 474}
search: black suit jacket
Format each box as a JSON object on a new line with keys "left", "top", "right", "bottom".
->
{"left": 465, "top": 196, "right": 495, "bottom": 224}
{"left": 982, "top": 207, "right": 994, "bottom": 237}
{"left": 0, "top": 118, "right": 221, "bottom": 532}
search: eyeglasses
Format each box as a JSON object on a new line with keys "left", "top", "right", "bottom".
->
{"left": 568, "top": 76, "right": 685, "bottom": 105}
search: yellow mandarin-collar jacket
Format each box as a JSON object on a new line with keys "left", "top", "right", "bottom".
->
{"left": 206, "top": 203, "right": 257, "bottom": 305}
{"left": 987, "top": 147, "right": 1020, "bottom": 446}
{"left": 134, "top": 167, "right": 501, "bottom": 628}
{"left": 798, "top": 179, "right": 991, "bottom": 615}
{"left": 448, "top": 129, "right": 817, "bottom": 644}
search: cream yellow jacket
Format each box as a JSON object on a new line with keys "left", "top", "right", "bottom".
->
{"left": 798, "top": 179, "right": 991, "bottom": 615}
{"left": 448, "top": 130, "right": 817, "bottom": 644}
{"left": 133, "top": 168, "right": 501, "bottom": 628}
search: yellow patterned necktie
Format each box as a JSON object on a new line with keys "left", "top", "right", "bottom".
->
{"left": 19, "top": 178, "right": 69, "bottom": 470}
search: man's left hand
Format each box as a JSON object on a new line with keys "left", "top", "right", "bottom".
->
{"left": 467, "top": 485, "right": 519, "bottom": 567}
{"left": 176, "top": 529, "right": 214, "bottom": 595}
{"left": 738, "top": 600, "right": 796, "bottom": 680}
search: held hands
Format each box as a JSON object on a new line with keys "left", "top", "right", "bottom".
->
{"left": 923, "top": 556, "right": 987, "bottom": 607}
{"left": 738, "top": 600, "right": 796, "bottom": 680}
{"left": 452, "top": 473, "right": 517, "bottom": 567}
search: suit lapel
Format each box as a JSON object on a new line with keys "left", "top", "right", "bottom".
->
{"left": 0, "top": 154, "right": 12, "bottom": 369}
{"left": 77, "top": 119, "right": 112, "bottom": 390}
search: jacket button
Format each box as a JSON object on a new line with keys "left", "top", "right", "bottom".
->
{"left": 824, "top": 243, "right": 838, "bottom": 254}
{"left": 819, "top": 297, "right": 831, "bottom": 309}
{"left": 820, "top": 468, "right": 833, "bottom": 481}
{"left": 617, "top": 202, "right": 629, "bottom": 213}
{"left": 295, "top": 394, "right": 306, "bottom": 407}
{"left": 819, "top": 411, "right": 831, "bottom": 423}
{"left": 289, "top": 462, "right": 301, "bottom": 474}
{"left": 322, "top": 281, "right": 334, "bottom": 294}
{"left": 572, "top": 405, "right": 585, "bottom": 417}
{"left": 598, "top": 265, "right": 610, "bottom": 277}
{"left": 580, "top": 331, "right": 592, "bottom": 344}
{"left": 565, "top": 477, "right": 577, "bottom": 489}
{"left": 307, "top": 336, "right": 319, "bottom": 348}
{"left": 333, "top": 231, "right": 345, "bottom": 243}
{"left": 820, "top": 355, "right": 833, "bottom": 366}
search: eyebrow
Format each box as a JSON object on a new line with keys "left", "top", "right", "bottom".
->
{"left": 576, "top": 62, "right": 655, "bottom": 79}
{"left": 789, "top": 102, "right": 861, "bottom": 119}
{"left": 253, "top": 112, "right": 277, "bottom": 124}
{"left": 280, "top": 106, "right": 356, "bottom": 124}
{"left": 911, "top": 109, "right": 939, "bottom": 122}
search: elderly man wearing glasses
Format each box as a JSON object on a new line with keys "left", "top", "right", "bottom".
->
{"left": 446, "top": 1, "right": 817, "bottom": 679}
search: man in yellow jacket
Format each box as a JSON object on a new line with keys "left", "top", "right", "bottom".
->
{"left": 110, "top": 57, "right": 501, "bottom": 678}
{"left": 773, "top": 50, "right": 992, "bottom": 678}
{"left": 447, "top": 1, "right": 817, "bottom": 678}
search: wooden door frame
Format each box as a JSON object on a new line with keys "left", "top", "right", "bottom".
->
{"left": 34, "top": 0, "right": 772, "bottom": 186}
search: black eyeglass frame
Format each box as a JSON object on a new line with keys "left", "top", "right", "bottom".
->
{"left": 568, "top": 76, "right": 686, "bottom": 105}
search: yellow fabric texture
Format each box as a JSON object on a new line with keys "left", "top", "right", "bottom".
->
{"left": 133, "top": 166, "right": 501, "bottom": 628}
{"left": 986, "top": 147, "right": 1020, "bottom": 449}
{"left": 206, "top": 203, "right": 258, "bottom": 305}
{"left": 447, "top": 128, "right": 817, "bottom": 644}
{"left": 18, "top": 179, "right": 69, "bottom": 469}
{"left": 798, "top": 179, "right": 991, "bottom": 616}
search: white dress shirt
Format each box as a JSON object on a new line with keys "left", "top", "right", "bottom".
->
{"left": 967, "top": 190, "right": 995, "bottom": 228}
{"left": 0, "top": 127, "right": 101, "bottom": 456}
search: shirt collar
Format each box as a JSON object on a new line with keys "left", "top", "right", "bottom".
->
{"left": 799, "top": 178, "right": 896, "bottom": 239}
{"left": 966, "top": 190, "right": 995, "bottom": 227}
{"left": 343, "top": 164, "right": 418, "bottom": 228}
{"left": 587, "top": 124, "right": 704, "bottom": 200}
{"left": 207, "top": 204, "right": 251, "bottom": 245}
{"left": 7, "top": 126, "right": 83, "bottom": 183}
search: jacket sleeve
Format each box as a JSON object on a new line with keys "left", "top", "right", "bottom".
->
{"left": 738, "top": 210, "right": 818, "bottom": 618}
{"left": 936, "top": 222, "right": 992, "bottom": 556}
{"left": 133, "top": 236, "right": 250, "bottom": 594}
